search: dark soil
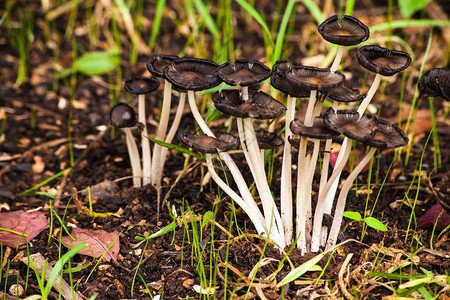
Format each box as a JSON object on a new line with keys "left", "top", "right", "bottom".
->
{"left": 1, "top": 1, "right": 449, "bottom": 299}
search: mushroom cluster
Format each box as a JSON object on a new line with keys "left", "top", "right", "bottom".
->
{"left": 108, "top": 14, "right": 416, "bottom": 252}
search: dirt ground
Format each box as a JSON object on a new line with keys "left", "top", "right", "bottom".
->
{"left": 1, "top": 0, "right": 449, "bottom": 299}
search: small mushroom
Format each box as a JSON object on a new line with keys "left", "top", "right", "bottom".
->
{"left": 164, "top": 57, "right": 221, "bottom": 92}
{"left": 418, "top": 68, "right": 450, "bottom": 101}
{"left": 108, "top": 103, "right": 141, "bottom": 188}
{"left": 179, "top": 132, "right": 239, "bottom": 153}
{"left": 270, "top": 60, "right": 310, "bottom": 98}
{"left": 318, "top": 15, "right": 370, "bottom": 46}
{"left": 217, "top": 59, "right": 272, "bottom": 87}
{"left": 146, "top": 54, "right": 179, "bottom": 78}
{"left": 320, "top": 83, "right": 365, "bottom": 103}
{"left": 318, "top": 15, "right": 369, "bottom": 72}
{"left": 212, "top": 89, "right": 287, "bottom": 119}
{"left": 356, "top": 45, "right": 411, "bottom": 77}
{"left": 285, "top": 66, "right": 345, "bottom": 91}
{"left": 124, "top": 76, "right": 160, "bottom": 186}
{"left": 322, "top": 108, "right": 377, "bottom": 142}
{"left": 365, "top": 119, "right": 409, "bottom": 149}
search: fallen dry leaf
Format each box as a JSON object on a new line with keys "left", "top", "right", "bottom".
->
{"left": 60, "top": 227, "right": 120, "bottom": 262}
{"left": 0, "top": 210, "right": 48, "bottom": 248}
{"left": 418, "top": 202, "right": 450, "bottom": 231}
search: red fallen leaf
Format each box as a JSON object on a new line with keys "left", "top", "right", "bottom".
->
{"left": 60, "top": 227, "right": 120, "bottom": 262}
{"left": 0, "top": 210, "right": 48, "bottom": 248}
{"left": 418, "top": 202, "right": 450, "bottom": 231}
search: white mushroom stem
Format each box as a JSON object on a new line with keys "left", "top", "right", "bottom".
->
{"left": 280, "top": 95, "right": 295, "bottom": 244}
{"left": 123, "top": 128, "right": 141, "bottom": 188}
{"left": 138, "top": 94, "right": 151, "bottom": 186}
{"left": 206, "top": 153, "right": 267, "bottom": 235}
{"left": 187, "top": 90, "right": 285, "bottom": 247}
{"left": 154, "top": 92, "right": 186, "bottom": 187}
{"left": 330, "top": 45, "right": 345, "bottom": 72}
{"left": 311, "top": 101, "right": 338, "bottom": 252}
{"left": 326, "top": 147, "right": 377, "bottom": 250}
{"left": 151, "top": 80, "right": 173, "bottom": 187}
{"left": 295, "top": 89, "right": 317, "bottom": 252}
{"left": 311, "top": 137, "right": 353, "bottom": 250}
{"left": 243, "top": 117, "right": 284, "bottom": 246}
{"left": 320, "top": 73, "right": 383, "bottom": 241}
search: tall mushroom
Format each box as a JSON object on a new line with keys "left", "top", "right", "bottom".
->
{"left": 146, "top": 54, "right": 182, "bottom": 187}
{"left": 318, "top": 15, "right": 370, "bottom": 72}
{"left": 322, "top": 46, "right": 411, "bottom": 243}
{"left": 311, "top": 108, "right": 378, "bottom": 251}
{"left": 124, "top": 76, "right": 160, "bottom": 186}
{"left": 325, "top": 118, "right": 408, "bottom": 249}
{"left": 179, "top": 132, "right": 268, "bottom": 236}
{"left": 108, "top": 103, "right": 141, "bottom": 188}
{"left": 212, "top": 89, "right": 287, "bottom": 246}
{"left": 285, "top": 65, "right": 344, "bottom": 252}
{"left": 270, "top": 60, "right": 309, "bottom": 244}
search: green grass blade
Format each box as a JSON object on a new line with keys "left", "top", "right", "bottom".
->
{"left": 0, "top": 228, "right": 29, "bottom": 237}
{"left": 148, "top": 0, "right": 166, "bottom": 49}
{"left": 44, "top": 242, "right": 87, "bottom": 296}
{"left": 277, "top": 240, "right": 353, "bottom": 287}
{"left": 272, "top": 0, "right": 296, "bottom": 64}
{"left": 370, "top": 19, "right": 450, "bottom": 33}
{"left": 17, "top": 167, "right": 71, "bottom": 197}
{"left": 192, "top": 0, "right": 218, "bottom": 38}
{"left": 234, "top": 0, "right": 273, "bottom": 44}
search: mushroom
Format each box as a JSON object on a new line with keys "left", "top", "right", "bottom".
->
{"left": 146, "top": 54, "right": 181, "bottom": 187}
{"left": 270, "top": 60, "right": 310, "bottom": 243}
{"left": 284, "top": 65, "right": 345, "bottom": 251}
{"left": 418, "top": 68, "right": 450, "bottom": 101}
{"left": 318, "top": 15, "right": 370, "bottom": 71}
{"left": 310, "top": 108, "right": 381, "bottom": 251}
{"left": 108, "top": 103, "right": 141, "bottom": 188}
{"left": 325, "top": 119, "right": 408, "bottom": 250}
{"left": 322, "top": 46, "right": 411, "bottom": 246}
{"left": 320, "top": 83, "right": 365, "bottom": 103}
{"left": 165, "top": 58, "right": 285, "bottom": 247}
{"left": 217, "top": 59, "right": 272, "bottom": 99}
{"left": 179, "top": 132, "right": 268, "bottom": 236}
{"left": 212, "top": 89, "right": 287, "bottom": 246}
{"left": 124, "top": 76, "right": 160, "bottom": 186}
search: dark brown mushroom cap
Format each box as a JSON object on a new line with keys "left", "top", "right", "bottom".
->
{"left": 285, "top": 66, "right": 345, "bottom": 91}
{"left": 108, "top": 103, "right": 137, "bottom": 128}
{"left": 318, "top": 15, "right": 369, "bottom": 46}
{"left": 164, "top": 57, "right": 222, "bottom": 92}
{"left": 366, "top": 120, "right": 408, "bottom": 149}
{"left": 418, "top": 68, "right": 450, "bottom": 101}
{"left": 356, "top": 45, "right": 411, "bottom": 76}
{"left": 255, "top": 129, "right": 283, "bottom": 149}
{"left": 320, "top": 83, "right": 365, "bottom": 102}
{"left": 146, "top": 54, "right": 179, "bottom": 78}
{"left": 290, "top": 117, "right": 339, "bottom": 139}
{"left": 124, "top": 76, "right": 160, "bottom": 94}
{"left": 179, "top": 132, "right": 239, "bottom": 153}
{"left": 322, "top": 108, "right": 376, "bottom": 142}
{"left": 212, "top": 89, "right": 287, "bottom": 119}
{"left": 270, "top": 61, "right": 310, "bottom": 98}
{"left": 217, "top": 59, "right": 272, "bottom": 86}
